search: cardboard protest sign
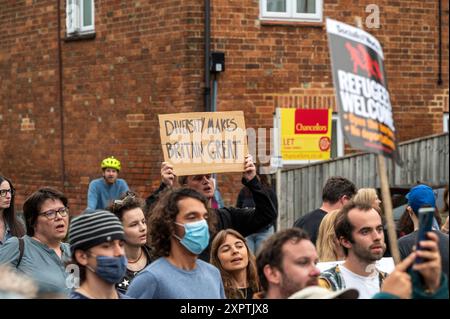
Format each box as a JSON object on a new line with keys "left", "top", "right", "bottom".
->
{"left": 280, "top": 108, "right": 332, "bottom": 163}
{"left": 326, "top": 18, "right": 402, "bottom": 165}
{"left": 158, "top": 111, "right": 247, "bottom": 176}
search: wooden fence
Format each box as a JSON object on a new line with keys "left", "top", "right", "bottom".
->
{"left": 277, "top": 133, "right": 449, "bottom": 229}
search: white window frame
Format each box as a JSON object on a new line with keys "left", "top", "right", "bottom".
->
{"left": 332, "top": 113, "right": 344, "bottom": 158}
{"left": 260, "top": 0, "right": 323, "bottom": 23}
{"left": 66, "top": 0, "right": 95, "bottom": 36}
{"left": 444, "top": 113, "right": 449, "bottom": 133}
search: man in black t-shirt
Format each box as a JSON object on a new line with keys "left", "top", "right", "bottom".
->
{"left": 293, "top": 176, "right": 356, "bottom": 245}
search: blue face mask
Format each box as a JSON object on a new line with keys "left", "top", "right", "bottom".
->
{"left": 87, "top": 255, "right": 128, "bottom": 284}
{"left": 174, "top": 220, "right": 210, "bottom": 255}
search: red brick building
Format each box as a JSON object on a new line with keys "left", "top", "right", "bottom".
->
{"left": 0, "top": 0, "right": 448, "bottom": 213}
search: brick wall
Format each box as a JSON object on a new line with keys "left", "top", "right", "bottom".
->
{"left": 0, "top": 1, "right": 64, "bottom": 208}
{"left": 0, "top": 0, "right": 448, "bottom": 213}
{"left": 60, "top": 0, "right": 206, "bottom": 211}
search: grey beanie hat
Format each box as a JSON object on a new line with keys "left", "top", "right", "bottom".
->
{"left": 69, "top": 210, "right": 124, "bottom": 255}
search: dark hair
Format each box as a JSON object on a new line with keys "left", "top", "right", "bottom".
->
{"left": 23, "top": 187, "right": 68, "bottom": 236}
{"left": 0, "top": 176, "right": 25, "bottom": 238}
{"left": 254, "top": 163, "right": 270, "bottom": 187}
{"left": 257, "top": 174, "right": 271, "bottom": 188}
{"left": 107, "top": 191, "right": 144, "bottom": 220}
{"left": 411, "top": 204, "right": 442, "bottom": 227}
{"left": 397, "top": 209, "right": 414, "bottom": 238}
{"left": 322, "top": 176, "right": 357, "bottom": 204}
{"left": 334, "top": 201, "right": 380, "bottom": 256}
{"left": 148, "top": 187, "right": 216, "bottom": 258}
{"left": 178, "top": 176, "right": 189, "bottom": 185}
{"left": 210, "top": 229, "right": 261, "bottom": 299}
{"left": 256, "top": 228, "right": 310, "bottom": 292}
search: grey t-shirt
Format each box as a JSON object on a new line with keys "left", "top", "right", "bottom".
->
{"left": 0, "top": 235, "right": 71, "bottom": 296}
{"left": 126, "top": 257, "right": 225, "bottom": 299}
{"left": 398, "top": 230, "right": 449, "bottom": 278}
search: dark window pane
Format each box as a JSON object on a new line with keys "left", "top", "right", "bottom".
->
{"left": 297, "top": 0, "right": 316, "bottom": 13}
{"left": 267, "top": 0, "right": 286, "bottom": 12}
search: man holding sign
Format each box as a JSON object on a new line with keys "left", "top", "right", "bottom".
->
{"left": 146, "top": 112, "right": 278, "bottom": 261}
{"left": 146, "top": 155, "right": 277, "bottom": 261}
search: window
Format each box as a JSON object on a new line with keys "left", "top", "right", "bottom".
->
{"left": 444, "top": 113, "right": 449, "bottom": 133}
{"left": 260, "top": 0, "right": 323, "bottom": 22}
{"left": 331, "top": 113, "right": 344, "bottom": 158}
{"left": 66, "top": 0, "right": 95, "bottom": 36}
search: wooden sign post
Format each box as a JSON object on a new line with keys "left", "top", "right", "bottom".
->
{"left": 377, "top": 155, "right": 400, "bottom": 264}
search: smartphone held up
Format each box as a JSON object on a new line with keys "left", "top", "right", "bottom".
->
{"left": 415, "top": 207, "right": 435, "bottom": 264}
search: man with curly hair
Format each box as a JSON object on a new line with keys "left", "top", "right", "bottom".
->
{"left": 127, "top": 188, "right": 225, "bottom": 299}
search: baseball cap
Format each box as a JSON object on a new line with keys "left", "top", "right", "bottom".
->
{"left": 288, "top": 286, "right": 359, "bottom": 299}
{"left": 406, "top": 184, "right": 436, "bottom": 214}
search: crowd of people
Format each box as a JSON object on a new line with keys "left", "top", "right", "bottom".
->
{"left": 0, "top": 155, "right": 448, "bottom": 300}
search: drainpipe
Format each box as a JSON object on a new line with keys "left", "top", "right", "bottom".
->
{"left": 57, "top": 0, "right": 66, "bottom": 190}
{"left": 437, "top": 0, "right": 443, "bottom": 85}
{"left": 204, "top": 0, "right": 211, "bottom": 111}
{"left": 211, "top": 73, "right": 217, "bottom": 112}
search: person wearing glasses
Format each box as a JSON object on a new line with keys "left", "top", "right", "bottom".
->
{"left": 0, "top": 175, "right": 25, "bottom": 245}
{"left": 0, "top": 187, "right": 71, "bottom": 296}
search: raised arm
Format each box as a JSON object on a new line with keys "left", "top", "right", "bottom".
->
{"left": 220, "top": 155, "right": 277, "bottom": 237}
{"left": 145, "top": 162, "right": 175, "bottom": 209}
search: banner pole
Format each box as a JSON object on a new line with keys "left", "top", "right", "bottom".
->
{"left": 377, "top": 155, "right": 401, "bottom": 265}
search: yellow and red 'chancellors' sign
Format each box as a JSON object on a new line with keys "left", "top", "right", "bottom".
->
{"left": 280, "top": 108, "right": 332, "bottom": 162}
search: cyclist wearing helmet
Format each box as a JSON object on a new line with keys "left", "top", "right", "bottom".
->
{"left": 87, "top": 156, "right": 129, "bottom": 210}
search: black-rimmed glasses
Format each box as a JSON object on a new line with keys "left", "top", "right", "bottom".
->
{"left": 38, "top": 207, "right": 69, "bottom": 220}
{"left": 0, "top": 189, "right": 15, "bottom": 197}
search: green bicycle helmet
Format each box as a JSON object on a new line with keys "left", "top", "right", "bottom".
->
{"left": 101, "top": 156, "right": 121, "bottom": 171}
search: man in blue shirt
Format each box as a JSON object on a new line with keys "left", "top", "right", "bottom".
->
{"left": 87, "top": 156, "right": 129, "bottom": 210}
{"left": 127, "top": 188, "right": 225, "bottom": 299}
